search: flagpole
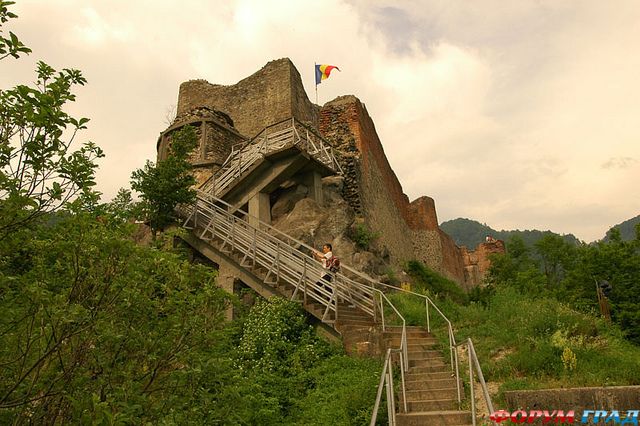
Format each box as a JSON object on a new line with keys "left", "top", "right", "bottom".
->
{"left": 314, "top": 62, "right": 318, "bottom": 105}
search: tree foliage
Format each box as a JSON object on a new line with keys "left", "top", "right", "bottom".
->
{"left": 0, "top": 23, "right": 103, "bottom": 239}
{"left": 130, "top": 126, "right": 197, "bottom": 236}
{"left": 488, "top": 225, "right": 640, "bottom": 344}
{"left": 0, "top": 209, "right": 231, "bottom": 423}
{"left": 440, "top": 217, "right": 580, "bottom": 249}
{"left": 0, "top": 1, "right": 31, "bottom": 60}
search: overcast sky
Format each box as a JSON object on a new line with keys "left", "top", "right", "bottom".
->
{"left": 1, "top": 0, "right": 638, "bottom": 242}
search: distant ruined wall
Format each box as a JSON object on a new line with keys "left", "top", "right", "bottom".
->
{"left": 319, "top": 96, "right": 466, "bottom": 282}
{"left": 177, "top": 58, "right": 318, "bottom": 139}
{"left": 461, "top": 240, "right": 505, "bottom": 287}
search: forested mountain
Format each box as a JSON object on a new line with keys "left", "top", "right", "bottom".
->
{"left": 440, "top": 218, "right": 580, "bottom": 248}
{"left": 603, "top": 214, "right": 640, "bottom": 242}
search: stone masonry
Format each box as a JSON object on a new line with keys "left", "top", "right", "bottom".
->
{"left": 157, "top": 106, "right": 246, "bottom": 186}
{"left": 177, "top": 59, "right": 319, "bottom": 139}
{"left": 165, "top": 58, "right": 500, "bottom": 287}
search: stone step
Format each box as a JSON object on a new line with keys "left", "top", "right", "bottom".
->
{"left": 405, "top": 377, "right": 459, "bottom": 391}
{"left": 409, "top": 358, "right": 447, "bottom": 368}
{"left": 404, "top": 398, "right": 459, "bottom": 412}
{"left": 402, "top": 387, "right": 458, "bottom": 401}
{"left": 336, "top": 313, "right": 375, "bottom": 321}
{"left": 338, "top": 306, "right": 373, "bottom": 321}
{"left": 396, "top": 410, "right": 472, "bottom": 426}
{"left": 337, "top": 322, "right": 376, "bottom": 330}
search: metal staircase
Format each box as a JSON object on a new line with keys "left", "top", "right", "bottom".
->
{"left": 177, "top": 117, "right": 494, "bottom": 425}
{"left": 198, "top": 117, "right": 342, "bottom": 198}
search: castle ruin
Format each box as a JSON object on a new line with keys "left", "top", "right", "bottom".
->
{"left": 158, "top": 58, "right": 500, "bottom": 288}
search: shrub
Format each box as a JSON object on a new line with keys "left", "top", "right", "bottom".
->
{"left": 406, "top": 260, "right": 468, "bottom": 304}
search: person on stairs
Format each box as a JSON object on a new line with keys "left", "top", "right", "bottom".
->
{"left": 313, "top": 243, "right": 338, "bottom": 301}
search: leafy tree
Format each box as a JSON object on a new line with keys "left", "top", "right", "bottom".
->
{"left": 0, "top": 16, "right": 103, "bottom": 239}
{"left": 130, "top": 126, "right": 197, "bottom": 238}
{"left": 0, "top": 1, "right": 31, "bottom": 60}
{"left": 534, "top": 234, "right": 576, "bottom": 286}
{"left": 486, "top": 235, "right": 547, "bottom": 294}
{"left": 0, "top": 211, "right": 230, "bottom": 422}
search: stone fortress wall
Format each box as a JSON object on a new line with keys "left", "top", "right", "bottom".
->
{"left": 177, "top": 59, "right": 319, "bottom": 139}
{"left": 165, "top": 58, "right": 500, "bottom": 287}
{"left": 318, "top": 95, "right": 467, "bottom": 283}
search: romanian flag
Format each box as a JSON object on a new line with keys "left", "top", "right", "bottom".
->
{"left": 315, "top": 64, "right": 340, "bottom": 85}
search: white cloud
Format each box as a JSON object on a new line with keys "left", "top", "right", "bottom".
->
{"left": 1, "top": 0, "right": 638, "bottom": 241}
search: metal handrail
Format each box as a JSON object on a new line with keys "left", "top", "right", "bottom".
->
{"left": 370, "top": 348, "right": 404, "bottom": 426}
{"left": 198, "top": 117, "right": 341, "bottom": 196}
{"left": 182, "top": 192, "right": 387, "bottom": 319}
{"left": 454, "top": 338, "right": 496, "bottom": 426}
{"left": 180, "top": 116, "right": 493, "bottom": 420}
{"left": 353, "top": 279, "right": 462, "bottom": 403}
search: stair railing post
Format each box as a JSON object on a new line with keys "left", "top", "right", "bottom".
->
{"left": 303, "top": 257, "right": 307, "bottom": 306}
{"left": 454, "top": 338, "right": 461, "bottom": 405}
{"left": 334, "top": 276, "right": 339, "bottom": 322}
{"left": 372, "top": 292, "right": 378, "bottom": 323}
{"left": 231, "top": 216, "right": 236, "bottom": 250}
{"left": 380, "top": 294, "right": 386, "bottom": 332}
{"left": 194, "top": 198, "right": 198, "bottom": 229}
{"left": 469, "top": 340, "right": 476, "bottom": 426}
{"left": 276, "top": 242, "right": 280, "bottom": 282}
{"left": 426, "top": 299, "right": 430, "bottom": 332}
{"left": 388, "top": 356, "right": 396, "bottom": 425}
{"left": 252, "top": 228, "right": 257, "bottom": 266}
{"left": 399, "top": 351, "right": 407, "bottom": 413}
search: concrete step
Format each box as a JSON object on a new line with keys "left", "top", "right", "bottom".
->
{"left": 403, "top": 387, "right": 458, "bottom": 401}
{"left": 407, "top": 350, "right": 443, "bottom": 360}
{"left": 405, "top": 377, "right": 459, "bottom": 391}
{"left": 408, "top": 364, "right": 451, "bottom": 374}
{"left": 386, "top": 338, "right": 438, "bottom": 348}
{"left": 396, "top": 410, "right": 472, "bottom": 426}
{"left": 336, "top": 319, "right": 376, "bottom": 327}
{"left": 404, "top": 398, "right": 459, "bottom": 412}
{"left": 409, "top": 358, "right": 447, "bottom": 368}
{"left": 405, "top": 371, "right": 455, "bottom": 381}
{"left": 335, "top": 311, "right": 372, "bottom": 320}
{"left": 384, "top": 329, "right": 432, "bottom": 338}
